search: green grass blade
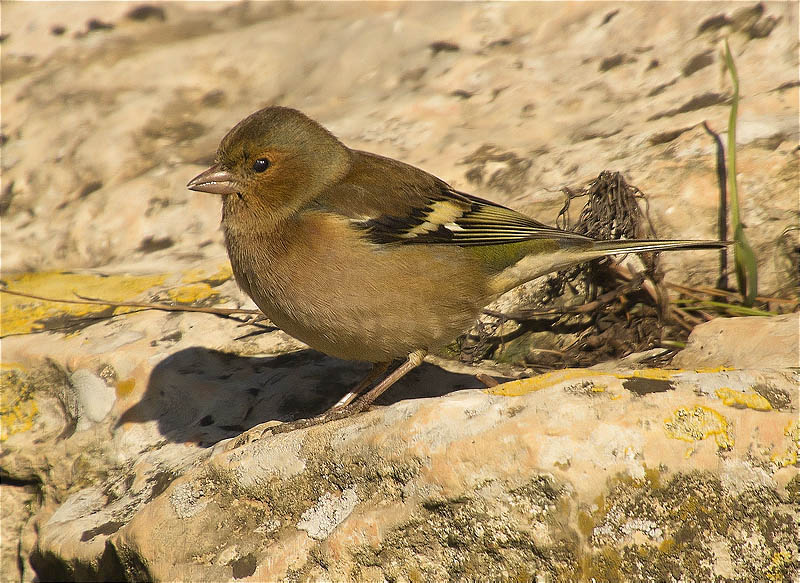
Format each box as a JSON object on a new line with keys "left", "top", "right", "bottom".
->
{"left": 673, "top": 298, "right": 776, "bottom": 317}
{"left": 724, "top": 39, "right": 758, "bottom": 306}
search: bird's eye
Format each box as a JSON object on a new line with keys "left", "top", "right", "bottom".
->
{"left": 252, "top": 158, "right": 270, "bottom": 173}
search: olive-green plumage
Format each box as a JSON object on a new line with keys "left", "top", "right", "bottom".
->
{"left": 188, "top": 106, "right": 726, "bottom": 420}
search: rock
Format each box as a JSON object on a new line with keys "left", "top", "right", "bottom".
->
{"left": 70, "top": 369, "right": 116, "bottom": 427}
{"left": 674, "top": 312, "right": 800, "bottom": 369}
{"left": 1, "top": 2, "right": 798, "bottom": 581}
{"left": 22, "top": 369, "right": 800, "bottom": 581}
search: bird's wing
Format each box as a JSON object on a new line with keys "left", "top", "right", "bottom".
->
{"left": 314, "top": 150, "right": 592, "bottom": 248}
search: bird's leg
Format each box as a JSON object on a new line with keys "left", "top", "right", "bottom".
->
{"left": 345, "top": 349, "right": 427, "bottom": 414}
{"left": 331, "top": 362, "right": 390, "bottom": 409}
{"left": 230, "top": 350, "right": 427, "bottom": 445}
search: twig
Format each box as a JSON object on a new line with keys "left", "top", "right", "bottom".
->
{"left": 666, "top": 283, "right": 797, "bottom": 305}
{"left": 697, "top": 310, "right": 716, "bottom": 322}
{"left": 607, "top": 262, "right": 664, "bottom": 307}
{"left": 475, "top": 373, "right": 500, "bottom": 388}
{"left": 671, "top": 285, "right": 711, "bottom": 303}
{"left": 485, "top": 276, "right": 646, "bottom": 322}
{"left": 669, "top": 306, "right": 702, "bottom": 332}
{"left": 0, "top": 288, "right": 261, "bottom": 316}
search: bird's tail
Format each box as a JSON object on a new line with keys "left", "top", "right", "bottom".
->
{"left": 589, "top": 239, "right": 730, "bottom": 256}
{"left": 489, "top": 239, "right": 730, "bottom": 295}
{"left": 570, "top": 239, "right": 731, "bottom": 270}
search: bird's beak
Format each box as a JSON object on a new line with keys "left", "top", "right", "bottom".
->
{"left": 187, "top": 164, "right": 238, "bottom": 195}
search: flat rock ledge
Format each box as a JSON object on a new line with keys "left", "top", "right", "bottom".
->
{"left": 5, "top": 357, "right": 798, "bottom": 582}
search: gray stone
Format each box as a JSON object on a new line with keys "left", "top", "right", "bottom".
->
{"left": 70, "top": 369, "right": 116, "bottom": 426}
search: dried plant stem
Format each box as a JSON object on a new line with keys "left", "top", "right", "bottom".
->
{"left": 0, "top": 287, "right": 260, "bottom": 316}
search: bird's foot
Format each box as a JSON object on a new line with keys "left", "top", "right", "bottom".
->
{"left": 225, "top": 402, "right": 368, "bottom": 449}
{"left": 270, "top": 401, "right": 367, "bottom": 435}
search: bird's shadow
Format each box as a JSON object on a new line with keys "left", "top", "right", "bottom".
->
{"left": 117, "top": 347, "right": 487, "bottom": 446}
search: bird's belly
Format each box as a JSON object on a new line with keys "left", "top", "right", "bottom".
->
{"left": 227, "top": 223, "right": 489, "bottom": 363}
{"left": 245, "top": 266, "right": 484, "bottom": 363}
{"left": 258, "top": 296, "right": 462, "bottom": 362}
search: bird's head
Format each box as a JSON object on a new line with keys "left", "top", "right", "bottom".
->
{"left": 188, "top": 106, "right": 351, "bottom": 226}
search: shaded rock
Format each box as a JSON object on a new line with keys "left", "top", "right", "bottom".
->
{"left": 125, "top": 4, "right": 166, "bottom": 22}
{"left": 429, "top": 41, "right": 460, "bottom": 55}
{"left": 85, "top": 18, "right": 114, "bottom": 33}
{"left": 598, "top": 53, "right": 636, "bottom": 72}
{"left": 682, "top": 50, "right": 715, "bottom": 77}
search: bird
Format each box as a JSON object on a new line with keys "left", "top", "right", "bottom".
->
{"left": 187, "top": 106, "right": 727, "bottom": 431}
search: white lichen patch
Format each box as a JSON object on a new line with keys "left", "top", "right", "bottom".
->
{"left": 297, "top": 488, "right": 358, "bottom": 541}
{"left": 170, "top": 482, "right": 209, "bottom": 519}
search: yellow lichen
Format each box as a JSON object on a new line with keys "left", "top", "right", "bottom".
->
{"left": 0, "top": 368, "right": 38, "bottom": 441}
{"left": 116, "top": 378, "right": 136, "bottom": 398}
{"left": 784, "top": 419, "right": 800, "bottom": 449}
{"left": 659, "top": 538, "right": 676, "bottom": 553}
{"left": 770, "top": 450, "right": 798, "bottom": 468}
{"left": 715, "top": 387, "right": 772, "bottom": 411}
{"left": 626, "top": 368, "right": 677, "bottom": 381}
{"left": 1, "top": 361, "right": 25, "bottom": 371}
{"left": 694, "top": 366, "right": 736, "bottom": 373}
{"left": 577, "top": 510, "right": 594, "bottom": 538}
{"left": 663, "top": 406, "right": 734, "bottom": 450}
{"left": 1, "top": 271, "right": 166, "bottom": 336}
{"left": 179, "top": 263, "right": 232, "bottom": 286}
{"left": 166, "top": 283, "right": 219, "bottom": 304}
{"left": 771, "top": 420, "right": 800, "bottom": 467}
{"left": 487, "top": 368, "right": 679, "bottom": 397}
{"left": 643, "top": 466, "right": 662, "bottom": 489}
{"left": 487, "top": 369, "right": 611, "bottom": 396}
{"left": 166, "top": 264, "right": 233, "bottom": 304}
{"left": 1, "top": 265, "right": 233, "bottom": 337}
{"left": 767, "top": 550, "right": 792, "bottom": 582}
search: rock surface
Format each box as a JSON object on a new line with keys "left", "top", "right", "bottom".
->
{"left": 1, "top": 2, "right": 798, "bottom": 582}
{"left": 674, "top": 312, "right": 800, "bottom": 369}
{"left": 5, "top": 358, "right": 799, "bottom": 582}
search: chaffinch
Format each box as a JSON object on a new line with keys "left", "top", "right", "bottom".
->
{"left": 188, "top": 106, "right": 725, "bottom": 428}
